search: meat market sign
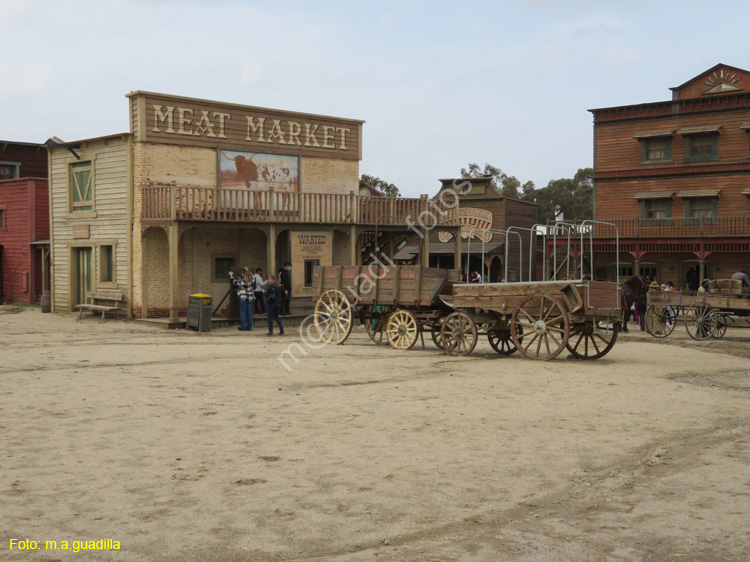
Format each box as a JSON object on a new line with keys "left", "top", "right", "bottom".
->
{"left": 127, "top": 91, "right": 363, "bottom": 161}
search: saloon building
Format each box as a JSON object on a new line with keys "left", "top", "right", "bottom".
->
{"left": 47, "top": 92, "right": 459, "bottom": 322}
{"left": 588, "top": 63, "right": 750, "bottom": 286}
{"left": 396, "top": 177, "right": 539, "bottom": 282}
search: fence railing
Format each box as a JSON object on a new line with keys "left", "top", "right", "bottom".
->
{"left": 550, "top": 216, "right": 750, "bottom": 238}
{"left": 141, "top": 185, "right": 459, "bottom": 227}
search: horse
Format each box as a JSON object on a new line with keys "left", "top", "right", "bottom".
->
{"left": 620, "top": 275, "right": 647, "bottom": 329}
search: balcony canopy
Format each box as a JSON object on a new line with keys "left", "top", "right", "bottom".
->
{"left": 676, "top": 189, "right": 721, "bottom": 198}
{"left": 632, "top": 191, "right": 675, "bottom": 200}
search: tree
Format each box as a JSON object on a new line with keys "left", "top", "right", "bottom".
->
{"left": 360, "top": 174, "right": 400, "bottom": 197}
{"left": 459, "top": 162, "right": 530, "bottom": 199}
{"left": 524, "top": 168, "right": 594, "bottom": 223}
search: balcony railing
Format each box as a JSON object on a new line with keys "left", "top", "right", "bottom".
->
{"left": 573, "top": 216, "right": 750, "bottom": 238}
{"left": 141, "top": 185, "right": 458, "bottom": 227}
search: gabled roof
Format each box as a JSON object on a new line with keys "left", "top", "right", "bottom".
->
{"left": 670, "top": 63, "right": 750, "bottom": 99}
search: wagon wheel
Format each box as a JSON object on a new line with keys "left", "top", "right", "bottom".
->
{"left": 511, "top": 293, "right": 570, "bottom": 361}
{"left": 314, "top": 289, "right": 353, "bottom": 344}
{"left": 711, "top": 312, "right": 728, "bottom": 339}
{"left": 644, "top": 305, "right": 676, "bottom": 338}
{"left": 566, "top": 319, "right": 619, "bottom": 360}
{"left": 685, "top": 303, "right": 715, "bottom": 341}
{"left": 366, "top": 308, "right": 391, "bottom": 345}
{"left": 487, "top": 320, "right": 522, "bottom": 355}
{"left": 429, "top": 316, "right": 447, "bottom": 350}
{"left": 386, "top": 310, "right": 420, "bottom": 350}
{"left": 440, "top": 311, "right": 478, "bottom": 356}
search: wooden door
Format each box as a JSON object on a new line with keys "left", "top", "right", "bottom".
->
{"left": 74, "top": 247, "right": 92, "bottom": 306}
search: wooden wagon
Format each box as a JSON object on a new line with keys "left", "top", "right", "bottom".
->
{"left": 312, "top": 265, "right": 622, "bottom": 361}
{"left": 447, "top": 280, "right": 622, "bottom": 360}
{"left": 645, "top": 281, "right": 750, "bottom": 340}
{"left": 312, "top": 265, "right": 458, "bottom": 350}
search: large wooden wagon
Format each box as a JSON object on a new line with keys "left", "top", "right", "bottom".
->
{"left": 447, "top": 280, "right": 622, "bottom": 360}
{"left": 312, "top": 266, "right": 622, "bottom": 361}
{"left": 645, "top": 281, "right": 750, "bottom": 340}
{"left": 312, "top": 265, "right": 458, "bottom": 350}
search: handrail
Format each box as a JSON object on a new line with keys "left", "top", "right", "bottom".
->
{"left": 140, "top": 185, "right": 456, "bottom": 227}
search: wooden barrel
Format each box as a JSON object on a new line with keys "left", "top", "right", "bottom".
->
{"left": 41, "top": 289, "right": 51, "bottom": 313}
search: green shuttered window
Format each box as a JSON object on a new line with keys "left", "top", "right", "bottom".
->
{"left": 71, "top": 161, "right": 93, "bottom": 211}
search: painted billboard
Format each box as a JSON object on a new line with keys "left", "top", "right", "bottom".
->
{"left": 219, "top": 150, "right": 299, "bottom": 193}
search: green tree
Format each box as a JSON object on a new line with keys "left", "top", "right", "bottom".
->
{"left": 360, "top": 174, "right": 400, "bottom": 197}
{"left": 526, "top": 168, "right": 594, "bottom": 223}
{"left": 459, "top": 162, "right": 529, "bottom": 199}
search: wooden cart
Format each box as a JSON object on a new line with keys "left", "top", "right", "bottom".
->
{"left": 312, "top": 265, "right": 458, "bottom": 350}
{"left": 446, "top": 280, "right": 622, "bottom": 360}
{"left": 313, "top": 266, "right": 622, "bottom": 360}
{"left": 646, "top": 285, "right": 750, "bottom": 340}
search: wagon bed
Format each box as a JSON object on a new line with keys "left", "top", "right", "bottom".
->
{"left": 646, "top": 287, "right": 750, "bottom": 340}
{"left": 315, "top": 265, "right": 457, "bottom": 307}
{"left": 451, "top": 280, "right": 620, "bottom": 319}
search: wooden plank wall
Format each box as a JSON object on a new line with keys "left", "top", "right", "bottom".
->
{"left": 595, "top": 108, "right": 750, "bottom": 222}
{"left": 0, "top": 179, "right": 36, "bottom": 301}
{"left": 50, "top": 138, "right": 130, "bottom": 311}
{"left": 0, "top": 142, "right": 47, "bottom": 178}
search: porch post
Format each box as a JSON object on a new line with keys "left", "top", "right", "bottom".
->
{"left": 421, "top": 231, "right": 430, "bottom": 267}
{"left": 267, "top": 224, "right": 277, "bottom": 281}
{"left": 168, "top": 223, "right": 179, "bottom": 323}
{"left": 350, "top": 225, "right": 359, "bottom": 265}
{"left": 453, "top": 234, "right": 461, "bottom": 272}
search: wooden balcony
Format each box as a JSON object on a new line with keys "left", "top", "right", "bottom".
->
{"left": 141, "top": 185, "right": 458, "bottom": 228}
{"left": 587, "top": 216, "right": 750, "bottom": 239}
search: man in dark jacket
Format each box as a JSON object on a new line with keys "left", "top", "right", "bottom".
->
{"left": 279, "top": 262, "right": 292, "bottom": 316}
{"left": 264, "top": 275, "right": 284, "bottom": 335}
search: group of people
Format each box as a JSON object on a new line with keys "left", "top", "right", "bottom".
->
{"left": 229, "top": 262, "right": 293, "bottom": 335}
{"left": 458, "top": 267, "right": 483, "bottom": 283}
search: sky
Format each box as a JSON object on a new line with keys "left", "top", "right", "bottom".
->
{"left": 2, "top": 0, "right": 750, "bottom": 198}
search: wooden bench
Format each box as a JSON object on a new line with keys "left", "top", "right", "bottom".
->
{"left": 76, "top": 291, "right": 126, "bottom": 321}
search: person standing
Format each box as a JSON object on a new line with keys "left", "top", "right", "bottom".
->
{"left": 686, "top": 266, "right": 699, "bottom": 292}
{"left": 731, "top": 269, "right": 750, "bottom": 295}
{"left": 229, "top": 267, "right": 254, "bottom": 331}
{"left": 264, "top": 275, "right": 284, "bottom": 336}
{"left": 636, "top": 284, "right": 649, "bottom": 331}
{"left": 253, "top": 268, "right": 267, "bottom": 314}
{"left": 279, "top": 262, "right": 292, "bottom": 316}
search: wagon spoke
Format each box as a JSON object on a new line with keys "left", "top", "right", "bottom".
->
{"left": 546, "top": 329, "right": 562, "bottom": 348}
{"left": 518, "top": 308, "right": 536, "bottom": 324}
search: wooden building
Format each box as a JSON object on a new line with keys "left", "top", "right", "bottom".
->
{"left": 588, "top": 63, "right": 750, "bottom": 286}
{"left": 47, "top": 92, "right": 459, "bottom": 322}
{"left": 397, "top": 177, "right": 539, "bottom": 282}
{"left": 0, "top": 141, "right": 49, "bottom": 304}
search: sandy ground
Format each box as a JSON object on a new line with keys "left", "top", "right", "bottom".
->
{"left": 1, "top": 306, "right": 749, "bottom": 562}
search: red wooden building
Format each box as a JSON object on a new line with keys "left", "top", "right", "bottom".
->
{"left": 0, "top": 141, "right": 49, "bottom": 304}
{"left": 586, "top": 63, "right": 750, "bottom": 287}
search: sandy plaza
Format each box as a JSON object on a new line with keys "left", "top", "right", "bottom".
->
{"left": 2, "top": 305, "right": 749, "bottom": 561}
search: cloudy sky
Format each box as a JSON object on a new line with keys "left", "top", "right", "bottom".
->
{"left": 2, "top": 0, "right": 749, "bottom": 197}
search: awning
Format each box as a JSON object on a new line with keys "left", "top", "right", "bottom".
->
{"left": 740, "top": 123, "right": 750, "bottom": 131}
{"left": 632, "top": 191, "right": 675, "bottom": 200}
{"left": 676, "top": 189, "right": 721, "bottom": 199}
{"left": 741, "top": 187, "right": 750, "bottom": 196}
{"left": 676, "top": 125, "right": 722, "bottom": 135}
{"left": 633, "top": 129, "right": 675, "bottom": 139}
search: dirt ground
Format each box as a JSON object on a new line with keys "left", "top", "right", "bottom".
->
{"left": 1, "top": 306, "right": 749, "bottom": 562}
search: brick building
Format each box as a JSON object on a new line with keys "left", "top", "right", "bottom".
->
{"left": 0, "top": 141, "right": 49, "bottom": 304}
{"left": 588, "top": 63, "right": 750, "bottom": 286}
{"left": 47, "top": 92, "right": 459, "bottom": 321}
